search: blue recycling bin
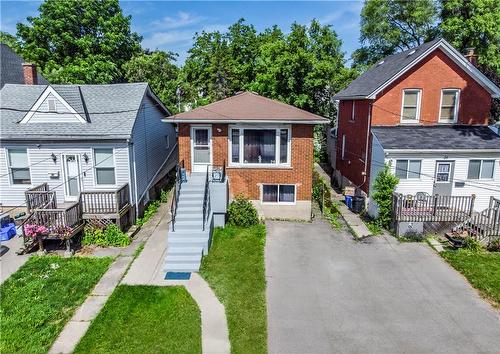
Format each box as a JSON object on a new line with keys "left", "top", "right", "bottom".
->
{"left": 345, "top": 195, "right": 353, "bottom": 210}
{"left": 0, "top": 222, "right": 16, "bottom": 241}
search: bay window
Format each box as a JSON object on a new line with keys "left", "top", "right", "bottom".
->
{"left": 8, "top": 148, "right": 31, "bottom": 184}
{"left": 229, "top": 126, "right": 291, "bottom": 165}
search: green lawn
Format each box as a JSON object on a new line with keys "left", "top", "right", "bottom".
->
{"left": 0, "top": 255, "right": 112, "bottom": 353}
{"left": 74, "top": 285, "right": 201, "bottom": 354}
{"left": 442, "top": 250, "right": 500, "bottom": 308}
{"left": 200, "top": 224, "right": 268, "bottom": 354}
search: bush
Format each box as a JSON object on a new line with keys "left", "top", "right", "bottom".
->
{"left": 371, "top": 164, "right": 399, "bottom": 229}
{"left": 312, "top": 169, "right": 341, "bottom": 229}
{"left": 399, "top": 231, "right": 425, "bottom": 242}
{"left": 227, "top": 195, "right": 260, "bottom": 227}
{"left": 487, "top": 238, "right": 500, "bottom": 252}
{"left": 136, "top": 200, "right": 160, "bottom": 226}
{"left": 464, "top": 237, "right": 484, "bottom": 252}
{"left": 82, "top": 224, "right": 130, "bottom": 247}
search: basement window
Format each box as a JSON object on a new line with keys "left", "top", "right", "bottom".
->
{"left": 262, "top": 184, "right": 296, "bottom": 204}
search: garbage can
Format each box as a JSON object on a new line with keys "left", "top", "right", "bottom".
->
{"left": 345, "top": 195, "right": 353, "bottom": 209}
{"left": 351, "top": 196, "right": 365, "bottom": 214}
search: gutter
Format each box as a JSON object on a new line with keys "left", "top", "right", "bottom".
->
{"left": 384, "top": 149, "right": 500, "bottom": 153}
{"left": 161, "top": 118, "right": 329, "bottom": 124}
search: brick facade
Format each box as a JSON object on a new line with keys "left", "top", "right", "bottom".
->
{"left": 178, "top": 123, "right": 314, "bottom": 201}
{"left": 335, "top": 48, "right": 493, "bottom": 194}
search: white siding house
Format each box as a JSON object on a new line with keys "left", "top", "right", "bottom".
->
{"left": 0, "top": 83, "right": 177, "bottom": 218}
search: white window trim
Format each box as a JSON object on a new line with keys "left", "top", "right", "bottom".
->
{"left": 47, "top": 98, "right": 57, "bottom": 112}
{"left": 20, "top": 86, "right": 86, "bottom": 124}
{"left": 438, "top": 89, "right": 460, "bottom": 123}
{"left": 350, "top": 101, "right": 356, "bottom": 121}
{"left": 395, "top": 159, "right": 422, "bottom": 180}
{"left": 228, "top": 125, "right": 291, "bottom": 168}
{"left": 93, "top": 148, "right": 117, "bottom": 187}
{"left": 61, "top": 153, "right": 82, "bottom": 200}
{"left": 341, "top": 134, "right": 346, "bottom": 160}
{"left": 190, "top": 125, "right": 213, "bottom": 170}
{"left": 6, "top": 147, "right": 32, "bottom": 186}
{"left": 261, "top": 184, "right": 296, "bottom": 205}
{"left": 467, "top": 159, "right": 495, "bottom": 180}
{"left": 400, "top": 89, "right": 422, "bottom": 123}
{"left": 435, "top": 161, "right": 453, "bottom": 183}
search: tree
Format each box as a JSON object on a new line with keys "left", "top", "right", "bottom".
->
{"left": 372, "top": 164, "right": 399, "bottom": 229}
{"left": 440, "top": 0, "right": 500, "bottom": 74}
{"left": 353, "top": 0, "right": 439, "bottom": 67}
{"left": 0, "top": 31, "right": 21, "bottom": 53}
{"left": 123, "top": 50, "right": 180, "bottom": 112}
{"left": 16, "top": 0, "right": 142, "bottom": 84}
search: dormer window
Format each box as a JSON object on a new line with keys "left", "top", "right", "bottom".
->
{"left": 439, "top": 89, "right": 459, "bottom": 123}
{"left": 47, "top": 98, "right": 56, "bottom": 112}
{"left": 401, "top": 89, "right": 421, "bottom": 123}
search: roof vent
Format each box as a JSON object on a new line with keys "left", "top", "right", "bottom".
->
{"left": 407, "top": 49, "right": 416, "bottom": 56}
{"left": 377, "top": 60, "right": 384, "bottom": 66}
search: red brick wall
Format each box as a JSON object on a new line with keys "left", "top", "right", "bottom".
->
{"left": 178, "top": 123, "right": 314, "bottom": 201}
{"left": 335, "top": 99, "right": 372, "bottom": 193}
{"left": 372, "top": 49, "right": 491, "bottom": 125}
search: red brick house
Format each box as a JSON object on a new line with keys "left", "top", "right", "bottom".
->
{"left": 331, "top": 38, "right": 500, "bottom": 215}
{"left": 164, "top": 91, "right": 328, "bottom": 221}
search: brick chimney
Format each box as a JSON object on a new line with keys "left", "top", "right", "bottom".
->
{"left": 22, "top": 63, "right": 38, "bottom": 85}
{"left": 464, "top": 48, "right": 478, "bottom": 66}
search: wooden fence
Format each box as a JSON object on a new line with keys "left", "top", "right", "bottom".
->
{"left": 454, "top": 197, "right": 500, "bottom": 243}
{"left": 392, "top": 193, "right": 475, "bottom": 222}
{"left": 80, "top": 184, "right": 130, "bottom": 215}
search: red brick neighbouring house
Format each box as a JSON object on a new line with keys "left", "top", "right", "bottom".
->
{"left": 331, "top": 38, "right": 500, "bottom": 215}
{"left": 164, "top": 91, "right": 328, "bottom": 220}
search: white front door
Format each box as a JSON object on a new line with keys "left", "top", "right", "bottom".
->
{"left": 191, "top": 127, "right": 212, "bottom": 173}
{"left": 63, "top": 154, "right": 81, "bottom": 201}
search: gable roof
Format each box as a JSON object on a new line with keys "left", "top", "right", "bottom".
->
{"left": 163, "top": 91, "right": 329, "bottom": 124}
{"left": 372, "top": 125, "right": 500, "bottom": 151}
{"left": 0, "top": 83, "right": 169, "bottom": 140}
{"left": 333, "top": 38, "right": 500, "bottom": 100}
{"left": 0, "top": 44, "right": 48, "bottom": 88}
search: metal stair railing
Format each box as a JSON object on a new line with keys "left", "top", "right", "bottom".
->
{"left": 202, "top": 165, "right": 211, "bottom": 231}
{"left": 170, "top": 164, "right": 183, "bottom": 232}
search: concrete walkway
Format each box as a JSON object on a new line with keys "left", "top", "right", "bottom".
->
{"left": 122, "top": 214, "right": 231, "bottom": 354}
{"left": 0, "top": 234, "right": 30, "bottom": 284}
{"left": 266, "top": 219, "right": 500, "bottom": 354}
{"left": 315, "top": 163, "right": 372, "bottom": 238}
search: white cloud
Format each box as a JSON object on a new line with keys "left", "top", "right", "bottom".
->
{"left": 151, "top": 11, "right": 205, "bottom": 30}
{"left": 201, "top": 24, "right": 229, "bottom": 34}
{"left": 142, "top": 30, "right": 195, "bottom": 49}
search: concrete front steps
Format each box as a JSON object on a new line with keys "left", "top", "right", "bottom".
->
{"left": 165, "top": 173, "right": 211, "bottom": 274}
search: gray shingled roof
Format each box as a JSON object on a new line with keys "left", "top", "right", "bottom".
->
{"left": 372, "top": 125, "right": 500, "bottom": 150}
{"left": 334, "top": 39, "right": 443, "bottom": 99}
{"left": 0, "top": 83, "right": 158, "bottom": 140}
{"left": 1, "top": 44, "right": 48, "bottom": 88}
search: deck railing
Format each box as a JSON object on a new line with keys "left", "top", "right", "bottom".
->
{"left": 25, "top": 183, "right": 57, "bottom": 212}
{"left": 392, "top": 193, "right": 475, "bottom": 222}
{"left": 170, "top": 164, "right": 183, "bottom": 232}
{"left": 80, "top": 184, "right": 130, "bottom": 214}
{"left": 453, "top": 197, "right": 500, "bottom": 243}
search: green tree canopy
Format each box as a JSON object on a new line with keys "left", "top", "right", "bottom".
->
{"left": 440, "top": 0, "right": 500, "bottom": 74}
{"left": 123, "top": 50, "right": 180, "bottom": 112}
{"left": 0, "top": 31, "right": 21, "bottom": 53}
{"left": 16, "top": 0, "right": 142, "bottom": 84}
{"left": 353, "top": 0, "right": 439, "bottom": 67}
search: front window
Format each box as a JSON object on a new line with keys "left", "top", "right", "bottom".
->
{"left": 395, "top": 159, "right": 421, "bottom": 179}
{"left": 94, "top": 148, "right": 116, "bottom": 185}
{"left": 439, "top": 89, "right": 459, "bottom": 123}
{"left": 262, "top": 184, "right": 296, "bottom": 204}
{"left": 230, "top": 127, "right": 290, "bottom": 165}
{"left": 401, "top": 89, "right": 421, "bottom": 122}
{"left": 468, "top": 160, "right": 494, "bottom": 179}
{"left": 8, "top": 149, "right": 31, "bottom": 184}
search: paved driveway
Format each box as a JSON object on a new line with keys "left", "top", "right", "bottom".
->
{"left": 266, "top": 219, "right": 500, "bottom": 354}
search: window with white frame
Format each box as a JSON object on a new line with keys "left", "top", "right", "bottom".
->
{"left": 395, "top": 159, "right": 421, "bottom": 179}
{"left": 468, "top": 160, "right": 494, "bottom": 179}
{"left": 262, "top": 184, "right": 296, "bottom": 204}
{"left": 229, "top": 127, "right": 290, "bottom": 165}
{"left": 47, "top": 98, "right": 56, "bottom": 112}
{"left": 8, "top": 148, "right": 31, "bottom": 184}
{"left": 94, "top": 148, "right": 116, "bottom": 185}
{"left": 350, "top": 101, "right": 355, "bottom": 121}
{"left": 401, "top": 89, "right": 421, "bottom": 122}
{"left": 439, "top": 89, "right": 459, "bottom": 123}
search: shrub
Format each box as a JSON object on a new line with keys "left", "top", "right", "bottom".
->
{"left": 464, "top": 237, "right": 483, "bottom": 252}
{"left": 487, "top": 238, "right": 500, "bottom": 252}
{"left": 227, "top": 195, "right": 259, "bottom": 227}
{"left": 160, "top": 189, "right": 169, "bottom": 203}
{"left": 82, "top": 224, "right": 130, "bottom": 247}
{"left": 399, "top": 231, "right": 425, "bottom": 242}
{"left": 136, "top": 200, "right": 160, "bottom": 226}
{"left": 371, "top": 164, "right": 399, "bottom": 229}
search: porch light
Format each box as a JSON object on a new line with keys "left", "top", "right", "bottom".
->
{"left": 51, "top": 153, "right": 57, "bottom": 163}
{"left": 83, "top": 153, "right": 89, "bottom": 163}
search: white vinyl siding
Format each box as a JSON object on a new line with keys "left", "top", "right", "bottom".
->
{"left": 439, "top": 89, "right": 460, "bottom": 123}
{"left": 401, "top": 89, "right": 421, "bottom": 123}
{"left": 0, "top": 144, "right": 130, "bottom": 207}
{"left": 27, "top": 93, "right": 83, "bottom": 123}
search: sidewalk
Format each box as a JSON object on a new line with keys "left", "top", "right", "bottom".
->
{"left": 315, "top": 164, "right": 372, "bottom": 238}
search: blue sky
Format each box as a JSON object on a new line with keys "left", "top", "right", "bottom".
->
{"left": 0, "top": 1, "right": 363, "bottom": 65}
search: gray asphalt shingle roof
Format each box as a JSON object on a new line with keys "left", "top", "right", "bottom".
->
{"left": 0, "top": 83, "right": 153, "bottom": 140}
{"left": 372, "top": 125, "right": 500, "bottom": 150}
{"left": 333, "top": 39, "right": 442, "bottom": 99}
{"left": 1, "top": 44, "right": 48, "bottom": 88}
